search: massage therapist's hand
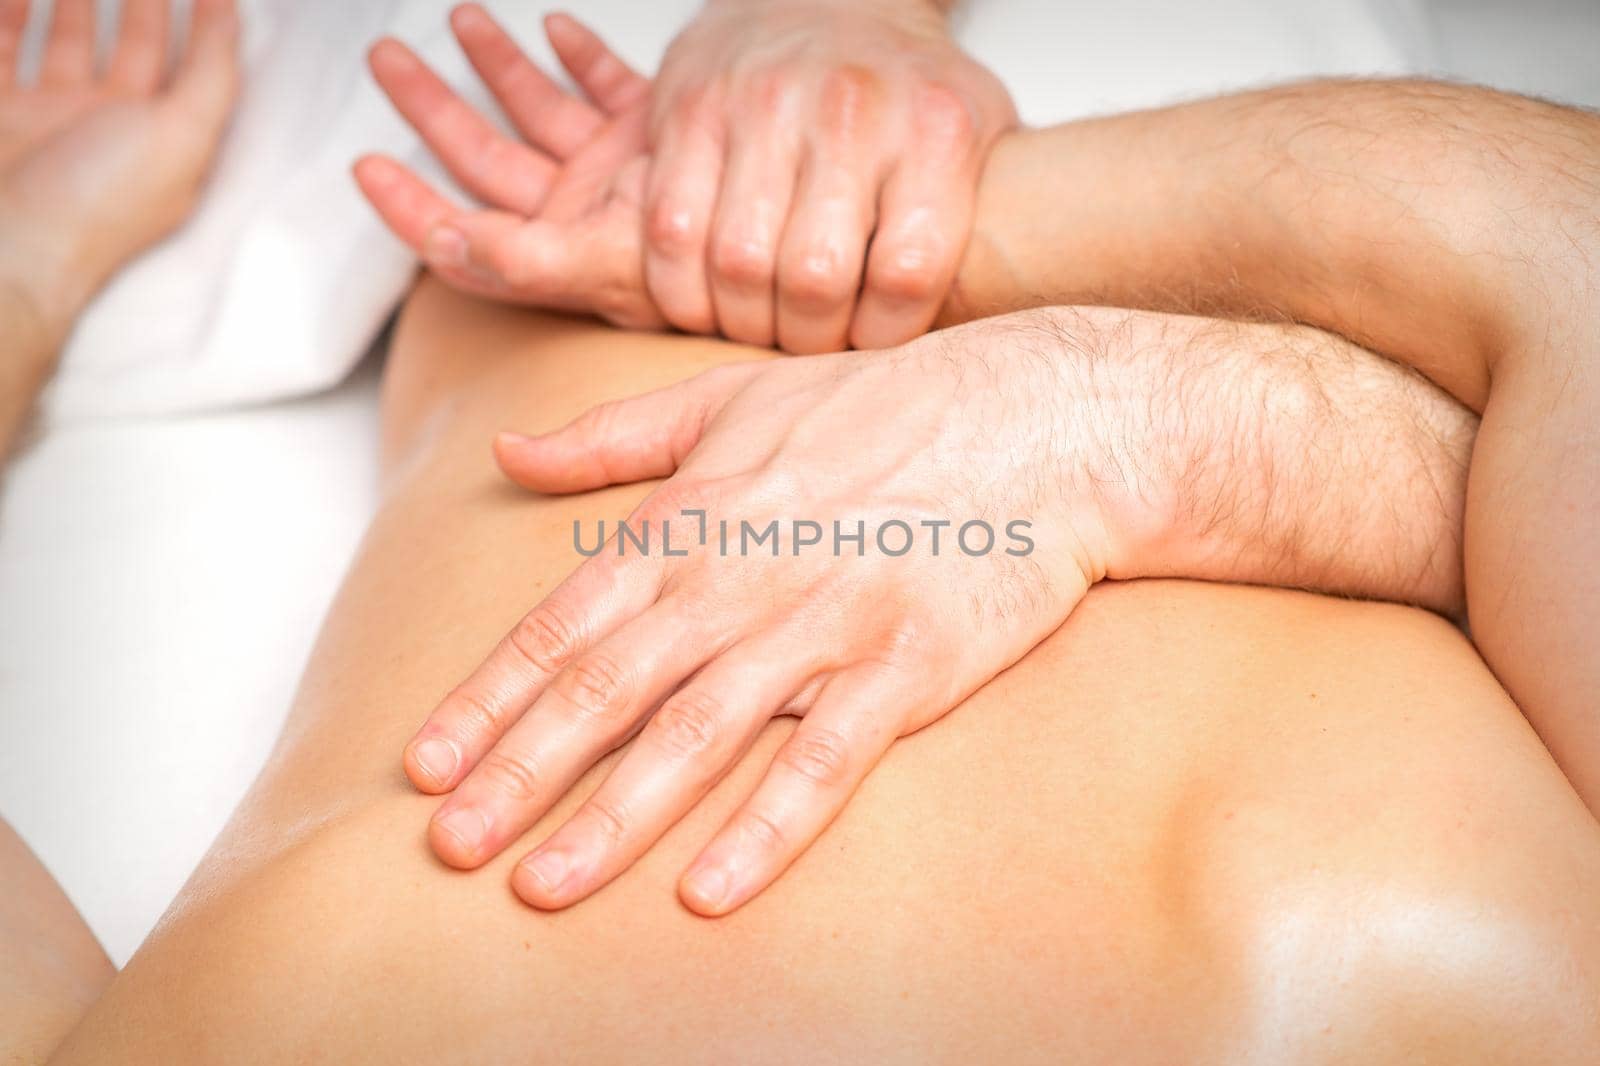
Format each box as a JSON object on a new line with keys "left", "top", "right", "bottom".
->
{"left": 357, "top": 4, "right": 1015, "bottom": 353}
{"left": 642, "top": 0, "right": 1016, "bottom": 352}
{"left": 405, "top": 310, "right": 1127, "bottom": 915}
{"left": 0, "top": 0, "right": 239, "bottom": 333}
{"left": 357, "top": 5, "right": 666, "bottom": 331}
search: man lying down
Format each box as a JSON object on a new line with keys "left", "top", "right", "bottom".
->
{"left": 1, "top": 0, "right": 1596, "bottom": 1061}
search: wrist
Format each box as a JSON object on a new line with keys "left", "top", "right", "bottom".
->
{"left": 0, "top": 272, "right": 72, "bottom": 366}
{"left": 1077, "top": 310, "right": 1474, "bottom": 616}
{"left": 0, "top": 207, "right": 96, "bottom": 347}
{"left": 986, "top": 306, "right": 1160, "bottom": 589}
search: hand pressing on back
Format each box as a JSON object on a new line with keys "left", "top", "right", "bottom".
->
{"left": 392, "top": 297, "right": 1479, "bottom": 917}
{"left": 403, "top": 310, "right": 1116, "bottom": 917}
{"left": 644, "top": 0, "right": 1015, "bottom": 352}
{"left": 356, "top": 2, "right": 1016, "bottom": 353}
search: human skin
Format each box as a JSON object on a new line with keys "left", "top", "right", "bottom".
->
{"left": 358, "top": 0, "right": 1014, "bottom": 353}
{"left": 0, "top": 822, "right": 113, "bottom": 1066}
{"left": 414, "top": 306, "right": 1475, "bottom": 917}
{"left": 28, "top": 282, "right": 1600, "bottom": 1063}
{"left": 940, "top": 83, "right": 1600, "bottom": 811}
{"left": 0, "top": 0, "right": 239, "bottom": 456}
{"left": 358, "top": 56, "right": 1599, "bottom": 886}
{"left": 642, "top": 0, "right": 1013, "bottom": 351}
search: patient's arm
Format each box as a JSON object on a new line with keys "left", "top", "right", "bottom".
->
{"left": 949, "top": 81, "right": 1600, "bottom": 808}
{"left": 0, "top": 820, "right": 112, "bottom": 1066}
{"left": 0, "top": 0, "right": 239, "bottom": 456}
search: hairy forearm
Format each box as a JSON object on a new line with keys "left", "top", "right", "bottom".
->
{"left": 948, "top": 79, "right": 1597, "bottom": 405}
{"left": 1026, "top": 306, "right": 1476, "bottom": 617}
{"left": 957, "top": 80, "right": 1600, "bottom": 808}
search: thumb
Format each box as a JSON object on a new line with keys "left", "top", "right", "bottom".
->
{"left": 494, "top": 363, "right": 761, "bottom": 493}
{"left": 426, "top": 213, "right": 592, "bottom": 308}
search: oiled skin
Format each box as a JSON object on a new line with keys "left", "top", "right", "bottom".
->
{"left": 47, "top": 281, "right": 1600, "bottom": 1064}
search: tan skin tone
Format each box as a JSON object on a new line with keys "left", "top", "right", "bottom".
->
{"left": 356, "top": 15, "right": 1598, "bottom": 915}
{"left": 1, "top": 4, "right": 1594, "bottom": 1060}
{"left": 27, "top": 283, "right": 1600, "bottom": 1063}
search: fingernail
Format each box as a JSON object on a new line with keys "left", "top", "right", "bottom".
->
{"left": 433, "top": 807, "right": 488, "bottom": 857}
{"left": 495, "top": 431, "right": 536, "bottom": 449}
{"left": 523, "top": 849, "right": 574, "bottom": 896}
{"left": 410, "top": 737, "right": 459, "bottom": 787}
{"left": 426, "top": 225, "right": 467, "bottom": 268}
{"left": 683, "top": 865, "right": 731, "bottom": 912}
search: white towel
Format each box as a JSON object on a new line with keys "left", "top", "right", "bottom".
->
{"left": 31, "top": 0, "right": 1425, "bottom": 422}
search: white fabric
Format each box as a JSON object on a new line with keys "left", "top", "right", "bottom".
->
{"left": 38, "top": 0, "right": 1424, "bottom": 422}
{"left": 3, "top": 0, "right": 1433, "bottom": 965}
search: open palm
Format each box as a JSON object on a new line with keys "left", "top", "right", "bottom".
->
{"left": 0, "top": 0, "right": 238, "bottom": 315}
{"left": 356, "top": 4, "right": 664, "bottom": 331}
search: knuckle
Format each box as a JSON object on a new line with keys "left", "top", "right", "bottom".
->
{"left": 476, "top": 750, "right": 543, "bottom": 804}
{"left": 777, "top": 728, "right": 853, "bottom": 790}
{"left": 869, "top": 244, "right": 946, "bottom": 304}
{"left": 447, "top": 685, "right": 505, "bottom": 739}
{"left": 492, "top": 239, "right": 545, "bottom": 291}
{"left": 818, "top": 65, "right": 882, "bottom": 139}
{"left": 557, "top": 652, "right": 634, "bottom": 723}
{"left": 639, "top": 475, "right": 712, "bottom": 526}
{"left": 782, "top": 244, "right": 855, "bottom": 308}
{"left": 710, "top": 229, "right": 775, "bottom": 289}
{"left": 739, "top": 808, "right": 788, "bottom": 855}
{"left": 575, "top": 399, "right": 625, "bottom": 450}
{"left": 508, "top": 602, "right": 582, "bottom": 677}
{"left": 646, "top": 195, "right": 703, "bottom": 258}
{"left": 581, "top": 795, "right": 633, "bottom": 846}
{"left": 650, "top": 689, "right": 727, "bottom": 759}
{"left": 913, "top": 81, "right": 977, "bottom": 147}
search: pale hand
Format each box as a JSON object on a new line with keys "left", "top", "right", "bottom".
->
{"left": 356, "top": 4, "right": 664, "bottom": 332}
{"left": 356, "top": 3, "right": 1016, "bottom": 355}
{"left": 402, "top": 310, "right": 1137, "bottom": 916}
{"left": 0, "top": 0, "right": 239, "bottom": 331}
{"left": 644, "top": 0, "right": 1017, "bottom": 352}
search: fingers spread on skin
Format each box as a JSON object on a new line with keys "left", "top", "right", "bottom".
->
{"left": 404, "top": 551, "right": 663, "bottom": 800}
{"left": 493, "top": 364, "right": 760, "bottom": 494}
{"left": 0, "top": 0, "right": 31, "bottom": 85}
{"left": 428, "top": 601, "right": 728, "bottom": 869}
{"left": 545, "top": 12, "right": 650, "bottom": 116}
{"left": 163, "top": 0, "right": 240, "bottom": 141}
{"left": 643, "top": 94, "right": 723, "bottom": 335}
{"left": 368, "top": 35, "right": 555, "bottom": 216}
{"left": 850, "top": 86, "right": 980, "bottom": 349}
{"left": 679, "top": 668, "right": 908, "bottom": 916}
{"left": 106, "top": 0, "right": 169, "bottom": 93}
{"left": 512, "top": 630, "right": 826, "bottom": 909}
{"left": 450, "top": 2, "right": 599, "bottom": 160}
{"left": 706, "top": 124, "right": 799, "bottom": 348}
{"left": 39, "top": 0, "right": 95, "bottom": 88}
